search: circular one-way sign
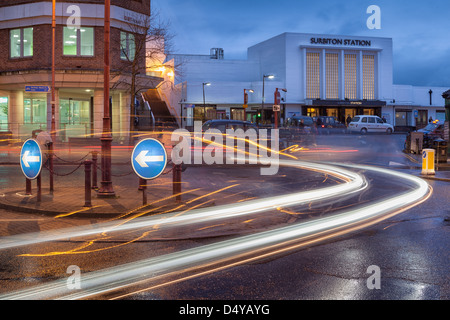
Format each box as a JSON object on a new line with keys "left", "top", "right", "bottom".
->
{"left": 20, "top": 139, "right": 43, "bottom": 180}
{"left": 131, "top": 138, "right": 168, "bottom": 180}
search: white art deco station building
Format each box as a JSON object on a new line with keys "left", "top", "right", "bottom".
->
{"left": 167, "top": 32, "right": 448, "bottom": 131}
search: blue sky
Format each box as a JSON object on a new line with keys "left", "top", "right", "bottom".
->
{"left": 152, "top": 0, "right": 450, "bottom": 87}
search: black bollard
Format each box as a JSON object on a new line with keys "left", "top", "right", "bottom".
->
{"left": 84, "top": 160, "right": 92, "bottom": 207}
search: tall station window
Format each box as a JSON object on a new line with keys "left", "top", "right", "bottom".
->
{"left": 363, "top": 54, "right": 375, "bottom": 100}
{"left": 306, "top": 52, "right": 321, "bottom": 99}
{"left": 24, "top": 98, "right": 46, "bottom": 124}
{"left": 10, "top": 27, "right": 33, "bottom": 58}
{"left": 63, "top": 27, "right": 94, "bottom": 56}
{"left": 326, "top": 53, "right": 339, "bottom": 100}
{"left": 344, "top": 54, "right": 357, "bottom": 100}
{"left": 120, "top": 31, "right": 136, "bottom": 61}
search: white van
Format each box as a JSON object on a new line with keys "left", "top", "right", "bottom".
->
{"left": 348, "top": 116, "right": 394, "bottom": 134}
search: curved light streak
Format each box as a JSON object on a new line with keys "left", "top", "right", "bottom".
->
{"left": 0, "top": 162, "right": 431, "bottom": 300}
{"left": 0, "top": 160, "right": 365, "bottom": 251}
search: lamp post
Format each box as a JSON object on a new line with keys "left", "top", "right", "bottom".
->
{"left": 48, "top": 0, "right": 56, "bottom": 194}
{"left": 202, "top": 82, "right": 211, "bottom": 122}
{"left": 274, "top": 88, "right": 287, "bottom": 129}
{"left": 98, "top": 0, "right": 115, "bottom": 198}
{"left": 51, "top": 0, "right": 56, "bottom": 142}
{"left": 261, "top": 74, "right": 274, "bottom": 124}
{"left": 244, "top": 89, "right": 254, "bottom": 122}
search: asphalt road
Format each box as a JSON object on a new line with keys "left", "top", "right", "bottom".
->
{"left": 0, "top": 133, "right": 448, "bottom": 302}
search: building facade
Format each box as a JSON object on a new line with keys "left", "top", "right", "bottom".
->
{"left": 0, "top": 0, "right": 162, "bottom": 141}
{"left": 169, "top": 32, "right": 447, "bottom": 131}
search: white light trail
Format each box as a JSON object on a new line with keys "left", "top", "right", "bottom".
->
{"left": 0, "top": 162, "right": 431, "bottom": 300}
{"left": 0, "top": 160, "right": 365, "bottom": 251}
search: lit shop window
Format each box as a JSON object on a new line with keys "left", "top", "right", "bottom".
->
{"left": 363, "top": 54, "right": 375, "bottom": 100}
{"left": 59, "top": 99, "right": 90, "bottom": 125}
{"left": 10, "top": 28, "right": 33, "bottom": 58}
{"left": 326, "top": 53, "right": 339, "bottom": 100}
{"left": 63, "top": 27, "right": 94, "bottom": 56}
{"left": 120, "top": 31, "right": 136, "bottom": 61}
{"left": 344, "top": 54, "right": 357, "bottom": 100}
{"left": 306, "top": 52, "right": 321, "bottom": 99}
{"left": 0, "top": 97, "right": 8, "bottom": 131}
{"left": 24, "top": 98, "right": 46, "bottom": 124}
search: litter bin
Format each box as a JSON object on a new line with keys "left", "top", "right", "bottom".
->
{"left": 433, "top": 139, "right": 448, "bottom": 163}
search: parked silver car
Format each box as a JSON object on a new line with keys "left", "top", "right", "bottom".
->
{"left": 348, "top": 115, "right": 394, "bottom": 134}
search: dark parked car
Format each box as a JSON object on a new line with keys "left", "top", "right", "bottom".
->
{"left": 202, "top": 120, "right": 258, "bottom": 133}
{"left": 285, "top": 116, "right": 314, "bottom": 135}
{"left": 404, "top": 121, "right": 445, "bottom": 152}
{"left": 316, "top": 116, "right": 347, "bottom": 134}
{"left": 417, "top": 121, "right": 445, "bottom": 139}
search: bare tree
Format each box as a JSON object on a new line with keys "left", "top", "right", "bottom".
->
{"left": 111, "top": 8, "right": 177, "bottom": 134}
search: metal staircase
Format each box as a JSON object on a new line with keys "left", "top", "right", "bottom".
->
{"left": 138, "top": 89, "right": 180, "bottom": 131}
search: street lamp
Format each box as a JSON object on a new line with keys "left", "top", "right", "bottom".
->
{"left": 261, "top": 74, "right": 274, "bottom": 124}
{"left": 202, "top": 82, "right": 211, "bottom": 122}
{"left": 244, "top": 89, "right": 254, "bottom": 122}
{"left": 98, "top": 0, "right": 115, "bottom": 197}
{"left": 51, "top": 0, "right": 56, "bottom": 142}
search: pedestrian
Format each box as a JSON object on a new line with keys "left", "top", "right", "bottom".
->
{"left": 346, "top": 115, "right": 352, "bottom": 126}
{"left": 429, "top": 117, "right": 433, "bottom": 123}
{"left": 316, "top": 117, "right": 323, "bottom": 126}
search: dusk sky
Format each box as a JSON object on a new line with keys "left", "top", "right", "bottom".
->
{"left": 152, "top": 0, "right": 450, "bottom": 88}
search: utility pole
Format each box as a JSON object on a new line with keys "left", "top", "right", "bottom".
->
{"left": 51, "top": 0, "right": 56, "bottom": 142}
{"left": 98, "top": 0, "right": 115, "bottom": 198}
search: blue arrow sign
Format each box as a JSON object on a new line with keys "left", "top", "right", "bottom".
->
{"left": 131, "top": 138, "right": 167, "bottom": 180}
{"left": 20, "top": 139, "right": 43, "bottom": 180}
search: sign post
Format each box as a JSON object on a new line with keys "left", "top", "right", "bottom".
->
{"left": 131, "top": 139, "right": 167, "bottom": 206}
{"left": 20, "top": 139, "right": 43, "bottom": 201}
{"left": 131, "top": 139, "right": 167, "bottom": 180}
{"left": 20, "top": 139, "right": 43, "bottom": 180}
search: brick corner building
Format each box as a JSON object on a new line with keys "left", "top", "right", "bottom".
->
{"left": 0, "top": 0, "right": 164, "bottom": 141}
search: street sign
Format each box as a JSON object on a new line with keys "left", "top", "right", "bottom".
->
{"left": 273, "top": 105, "right": 281, "bottom": 112}
{"left": 414, "top": 110, "right": 419, "bottom": 118}
{"left": 20, "top": 139, "right": 43, "bottom": 180}
{"left": 25, "top": 86, "right": 51, "bottom": 93}
{"left": 131, "top": 138, "right": 167, "bottom": 180}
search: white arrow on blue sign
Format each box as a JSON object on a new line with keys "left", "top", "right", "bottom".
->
{"left": 131, "top": 138, "right": 167, "bottom": 180}
{"left": 20, "top": 139, "right": 43, "bottom": 180}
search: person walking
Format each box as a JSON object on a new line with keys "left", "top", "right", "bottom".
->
{"left": 346, "top": 115, "right": 352, "bottom": 126}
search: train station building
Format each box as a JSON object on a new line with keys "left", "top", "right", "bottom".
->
{"left": 168, "top": 32, "right": 448, "bottom": 132}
